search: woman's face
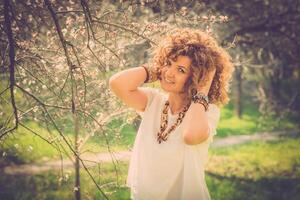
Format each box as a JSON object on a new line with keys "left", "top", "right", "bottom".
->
{"left": 160, "top": 55, "right": 192, "bottom": 94}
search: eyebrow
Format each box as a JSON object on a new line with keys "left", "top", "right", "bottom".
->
{"left": 169, "top": 59, "right": 190, "bottom": 72}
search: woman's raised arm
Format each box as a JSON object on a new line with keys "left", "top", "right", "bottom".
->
{"left": 109, "top": 66, "right": 148, "bottom": 112}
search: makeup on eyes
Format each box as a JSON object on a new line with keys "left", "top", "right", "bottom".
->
{"left": 178, "top": 66, "right": 187, "bottom": 73}
{"left": 164, "top": 57, "right": 191, "bottom": 74}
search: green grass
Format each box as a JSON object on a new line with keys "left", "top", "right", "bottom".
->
{"left": 0, "top": 117, "right": 137, "bottom": 164}
{"left": 87, "top": 118, "right": 137, "bottom": 150}
{"left": 218, "top": 102, "right": 259, "bottom": 136}
{"left": 208, "top": 139, "right": 300, "bottom": 180}
{"left": 0, "top": 162, "right": 131, "bottom": 200}
{"left": 206, "top": 139, "right": 300, "bottom": 200}
{"left": 1, "top": 100, "right": 298, "bottom": 165}
{"left": 1, "top": 139, "right": 300, "bottom": 200}
{"left": 206, "top": 174, "right": 300, "bottom": 200}
{"left": 216, "top": 102, "right": 296, "bottom": 137}
{"left": 82, "top": 101, "right": 298, "bottom": 155}
{"left": 0, "top": 121, "right": 60, "bottom": 164}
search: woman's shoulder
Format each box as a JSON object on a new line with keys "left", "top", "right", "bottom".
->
{"left": 138, "top": 87, "right": 166, "bottom": 100}
{"left": 208, "top": 103, "right": 220, "bottom": 111}
{"left": 137, "top": 87, "right": 165, "bottom": 115}
{"left": 207, "top": 103, "right": 221, "bottom": 117}
{"left": 138, "top": 86, "right": 161, "bottom": 93}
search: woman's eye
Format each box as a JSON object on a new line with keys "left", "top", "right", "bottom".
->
{"left": 178, "top": 68, "right": 185, "bottom": 73}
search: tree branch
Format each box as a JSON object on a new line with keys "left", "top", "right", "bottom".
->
{"left": 1, "top": 0, "right": 18, "bottom": 139}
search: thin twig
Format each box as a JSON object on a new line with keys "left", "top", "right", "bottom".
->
{"left": 92, "top": 17, "right": 156, "bottom": 46}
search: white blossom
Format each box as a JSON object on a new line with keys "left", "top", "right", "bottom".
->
{"left": 27, "top": 145, "right": 33, "bottom": 152}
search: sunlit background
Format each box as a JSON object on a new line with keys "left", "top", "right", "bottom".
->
{"left": 1, "top": 0, "right": 299, "bottom": 199}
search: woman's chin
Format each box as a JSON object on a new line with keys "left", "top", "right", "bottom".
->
{"left": 160, "top": 82, "right": 179, "bottom": 93}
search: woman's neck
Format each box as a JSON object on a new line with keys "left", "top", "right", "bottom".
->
{"left": 167, "top": 92, "right": 188, "bottom": 114}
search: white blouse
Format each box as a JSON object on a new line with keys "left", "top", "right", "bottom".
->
{"left": 126, "top": 87, "right": 220, "bottom": 200}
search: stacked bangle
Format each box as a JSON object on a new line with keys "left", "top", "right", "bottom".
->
{"left": 191, "top": 91, "right": 209, "bottom": 111}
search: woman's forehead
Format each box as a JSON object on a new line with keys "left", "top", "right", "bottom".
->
{"left": 171, "top": 55, "right": 192, "bottom": 69}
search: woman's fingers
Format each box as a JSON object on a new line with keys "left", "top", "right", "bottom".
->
{"left": 196, "top": 68, "right": 216, "bottom": 95}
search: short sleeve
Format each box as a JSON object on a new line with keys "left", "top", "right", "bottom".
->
{"left": 206, "top": 104, "right": 221, "bottom": 142}
{"left": 136, "top": 87, "right": 160, "bottom": 117}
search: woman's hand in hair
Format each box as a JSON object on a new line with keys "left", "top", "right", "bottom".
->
{"left": 196, "top": 68, "right": 216, "bottom": 95}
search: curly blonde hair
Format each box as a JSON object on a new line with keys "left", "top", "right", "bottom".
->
{"left": 153, "top": 29, "right": 234, "bottom": 106}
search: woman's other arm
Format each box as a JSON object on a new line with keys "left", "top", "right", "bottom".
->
{"left": 109, "top": 67, "right": 148, "bottom": 112}
{"left": 183, "top": 68, "right": 217, "bottom": 145}
{"left": 183, "top": 103, "right": 210, "bottom": 145}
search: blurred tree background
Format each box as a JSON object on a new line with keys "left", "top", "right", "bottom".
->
{"left": 204, "top": 0, "right": 300, "bottom": 121}
{"left": 0, "top": 0, "right": 299, "bottom": 199}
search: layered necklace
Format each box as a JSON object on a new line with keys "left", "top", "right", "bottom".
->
{"left": 157, "top": 100, "right": 191, "bottom": 144}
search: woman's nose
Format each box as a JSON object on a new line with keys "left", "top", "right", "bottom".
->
{"left": 165, "top": 65, "right": 175, "bottom": 77}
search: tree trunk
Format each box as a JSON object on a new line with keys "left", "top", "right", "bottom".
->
{"left": 73, "top": 111, "right": 81, "bottom": 200}
{"left": 235, "top": 66, "right": 243, "bottom": 118}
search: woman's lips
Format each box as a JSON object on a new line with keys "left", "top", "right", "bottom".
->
{"left": 164, "top": 77, "right": 175, "bottom": 84}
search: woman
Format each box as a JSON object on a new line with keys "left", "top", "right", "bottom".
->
{"left": 109, "top": 29, "right": 234, "bottom": 200}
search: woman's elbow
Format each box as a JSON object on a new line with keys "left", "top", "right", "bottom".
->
{"left": 109, "top": 76, "right": 119, "bottom": 92}
{"left": 183, "top": 127, "right": 210, "bottom": 145}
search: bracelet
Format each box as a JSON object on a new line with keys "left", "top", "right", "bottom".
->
{"left": 142, "top": 65, "right": 160, "bottom": 83}
{"left": 191, "top": 91, "right": 209, "bottom": 111}
{"left": 142, "top": 66, "right": 149, "bottom": 83}
{"left": 192, "top": 98, "right": 209, "bottom": 111}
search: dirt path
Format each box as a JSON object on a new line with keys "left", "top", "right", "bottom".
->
{"left": 2, "top": 130, "right": 299, "bottom": 175}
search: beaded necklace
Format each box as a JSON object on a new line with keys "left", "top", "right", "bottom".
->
{"left": 157, "top": 100, "right": 191, "bottom": 144}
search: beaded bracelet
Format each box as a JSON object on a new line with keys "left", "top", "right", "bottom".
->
{"left": 191, "top": 91, "right": 209, "bottom": 111}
